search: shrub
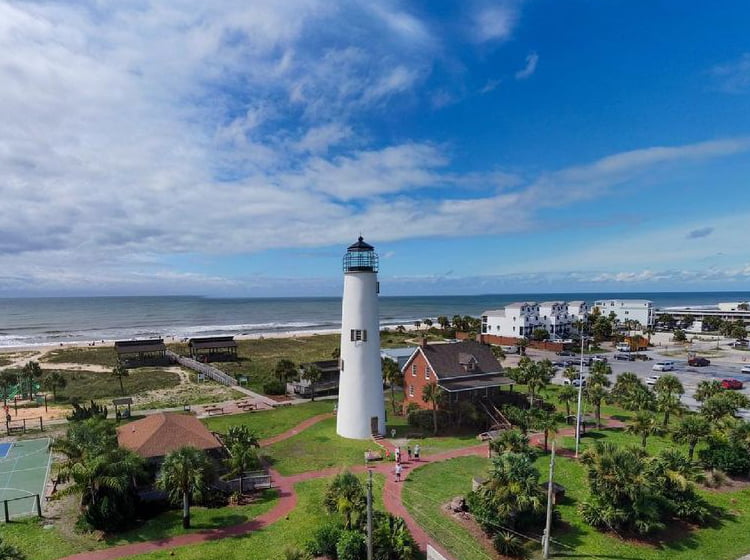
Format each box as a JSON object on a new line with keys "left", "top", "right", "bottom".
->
{"left": 336, "top": 530, "right": 366, "bottom": 560}
{"left": 67, "top": 400, "right": 108, "bottom": 421}
{"left": 262, "top": 379, "right": 287, "bottom": 395}
{"left": 306, "top": 522, "right": 342, "bottom": 558}
{"left": 703, "top": 468, "right": 729, "bottom": 488}
{"left": 407, "top": 409, "right": 450, "bottom": 432}
{"left": 493, "top": 531, "right": 526, "bottom": 558}
{"left": 283, "top": 547, "right": 312, "bottom": 560}
{"left": 699, "top": 442, "right": 750, "bottom": 476}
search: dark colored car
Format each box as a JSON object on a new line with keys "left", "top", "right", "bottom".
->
{"left": 556, "top": 350, "right": 576, "bottom": 357}
{"left": 721, "top": 379, "right": 743, "bottom": 390}
{"left": 688, "top": 356, "right": 711, "bottom": 367}
{"left": 614, "top": 353, "right": 635, "bottom": 361}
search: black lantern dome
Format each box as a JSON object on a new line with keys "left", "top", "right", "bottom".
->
{"left": 343, "top": 236, "right": 379, "bottom": 272}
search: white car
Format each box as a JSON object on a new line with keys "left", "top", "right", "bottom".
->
{"left": 742, "top": 365, "right": 750, "bottom": 374}
{"left": 646, "top": 375, "right": 661, "bottom": 386}
{"left": 563, "top": 377, "right": 587, "bottom": 387}
{"left": 652, "top": 361, "right": 675, "bottom": 371}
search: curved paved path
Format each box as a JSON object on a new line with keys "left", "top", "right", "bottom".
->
{"left": 58, "top": 415, "right": 626, "bottom": 560}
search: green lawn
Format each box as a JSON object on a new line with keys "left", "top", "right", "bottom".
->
{"left": 401, "top": 456, "right": 495, "bottom": 560}
{"left": 266, "top": 417, "right": 375, "bottom": 475}
{"left": 386, "top": 412, "right": 485, "bottom": 456}
{"left": 121, "top": 474, "right": 386, "bottom": 560}
{"left": 403, "top": 426, "right": 750, "bottom": 560}
{"left": 107, "top": 489, "right": 279, "bottom": 545}
{"left": 0, "top": 518, "right": 85, "bottom": 560}
{"left": 203, "top": 400, "right": 335, "bottom": 440}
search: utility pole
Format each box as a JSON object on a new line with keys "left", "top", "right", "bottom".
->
{"left": 543, "top": 439, "right": 556, "bottom": 559}
{"left": 367, "top": 468, "right": 373, "bottom": 560}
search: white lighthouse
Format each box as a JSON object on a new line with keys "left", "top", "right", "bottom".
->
{"left": 336, "top": 237, "right": 386, "bottom": 440}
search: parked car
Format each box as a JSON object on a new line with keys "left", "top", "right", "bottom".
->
{"left": 652, "top": 361, "right": 675, "bottom": 371}
{"left": 563, "top": 376, "right": 587, "bottom": 387}
{"left": 688, "top": 354, "right": 710, "bottom": 367}
{"left": 591, "top": 355, "right": 608, "bottom": 363}
{"left": 616, "top": 343, "right": 631, "bottom": 352}
{"left": 556, "top": 350, "right": 576, "bottom": 357}
{"left": 741, "top": 365, "right": 750, "bottom": 374}
{"left": 646, "top": 375, "right": 661, "bottom": 386}
{"left": 614, "top": 353, "right": 635, "bottom": 361}
{"left": 721, "top": 378, "right": 744, "bottom": 390}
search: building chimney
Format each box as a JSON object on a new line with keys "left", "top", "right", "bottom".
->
{"left": 420, "top": 337, "right": 428, "bottom": 348}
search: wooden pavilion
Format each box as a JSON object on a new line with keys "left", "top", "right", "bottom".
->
{"left": 188, "top": 336, "right": 238, "bottom": 362}
{"left": 114, "top": 339, "right": 168, "bottom": 366}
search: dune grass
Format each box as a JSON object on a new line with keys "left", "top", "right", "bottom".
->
{"left": 53, "top": 367, "right": 181, "bottom": 401}
{"left": 41, "top": 346, "right": 119, "bottom": 367}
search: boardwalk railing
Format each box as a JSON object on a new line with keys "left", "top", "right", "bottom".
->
{"left": 166, "top": 351, "right": 238, "bottom": 386}
{"left": 215, "top": 471, "right": 272, "bottom": 494}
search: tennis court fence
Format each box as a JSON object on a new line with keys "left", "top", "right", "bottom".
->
{"left": 2, "top": 494, "right": 42, "bottom": 522}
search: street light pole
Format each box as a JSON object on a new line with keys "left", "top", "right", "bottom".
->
{"left": 575, "top": 324, "right": 585, "bottom": 458}
{"left": 542, "top": 439, "right": 556, "bottom": 559}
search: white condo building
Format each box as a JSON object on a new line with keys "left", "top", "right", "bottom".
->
{"left": 482, "top": 301, "right": 589, "bottom": 340}
{"left": 336, "top": 237, "right": 386, "bottom": 440}
{"left": 593, "top": 299, "right": 654, "bottom": 327}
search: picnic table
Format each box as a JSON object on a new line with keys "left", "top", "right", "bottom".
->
{"left": 205, "top": 406, "right": 225, "bottom": 416}
{"left": 237, "top": 401, "right": 257, "bottom": 411}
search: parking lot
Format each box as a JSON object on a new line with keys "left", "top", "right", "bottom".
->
{"left": 532, "top": 347, "right": 750, "bottom": 414}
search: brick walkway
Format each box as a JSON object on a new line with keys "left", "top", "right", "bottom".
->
{"left": 58, "top": 415, "right": 626, "bottom": 560}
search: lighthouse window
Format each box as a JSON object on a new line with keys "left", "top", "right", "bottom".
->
{"left": 350, "top": 329, "right": 367, "bottom": 342}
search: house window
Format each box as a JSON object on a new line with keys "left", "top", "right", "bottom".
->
{"left": 350, "top": 329, "right": 367, "bottom": 342}
{"left": 411, "top": 364, "right": 417, "bottom": 376}
{"left": 409, "top": 385, "right": 414, "bottom": 397}
{"left": 425, "top": 366, "right": 432, "bottom": 379}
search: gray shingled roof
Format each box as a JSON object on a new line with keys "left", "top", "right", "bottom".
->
{"left": 418, "top": 340, "right": 503, "bottom": 379}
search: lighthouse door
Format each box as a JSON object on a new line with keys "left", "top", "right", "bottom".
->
{"left": 370, "top": 416, "right": 379, "bottom": 435}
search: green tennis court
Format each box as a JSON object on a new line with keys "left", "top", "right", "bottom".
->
{"left": 0, "top": 437, "right": 51, "bottom": 519}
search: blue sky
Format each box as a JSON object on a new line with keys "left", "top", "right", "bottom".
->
{"left": 1, "top": 0, "right": 749, "bottom": 297}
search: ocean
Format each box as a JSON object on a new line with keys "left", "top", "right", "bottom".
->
{"left": 1, "top": 291, "right": 749, "bottom": 348}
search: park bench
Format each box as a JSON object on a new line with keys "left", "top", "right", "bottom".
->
{"left": 45, "top": 478, "right": 59, "bottom": 501}
{"left": 237, "top": 402, "right": 257, "bottom": 411}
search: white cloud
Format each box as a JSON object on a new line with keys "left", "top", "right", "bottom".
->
{"left": 479, "top": 78, "right": 501, "bottom": 94}
{"left": 472, "top": 3, "right": 520, "bottom": 43}
{"left": 515, "top": 52, "right": 538, "bottom": 79}
{"left": 710, "top": 53, "right": 750, "bottom": 94}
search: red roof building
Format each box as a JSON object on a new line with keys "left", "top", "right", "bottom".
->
{"left": 117, "top": 412, "right": 223, "bottom": 461}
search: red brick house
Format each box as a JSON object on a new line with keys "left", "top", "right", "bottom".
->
{"left": 401, "top": 340, "right": 512, "bottom": 410}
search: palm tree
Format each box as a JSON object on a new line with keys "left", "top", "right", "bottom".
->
{"left": 694, "top": 380, "right": 724, "bottom": 402}
{"left": 585, "top": 383, "right": 608, "bottom": 428}
{"left": 489, "top": 429, "right": 532, "bottom": 456}
{"left": 557, "top": 384, "right": 577, "bottom": 417}
{"left": 157, "top": 446, "right": 213, "bottom": 529}
{"left": 421, "top": 383, "right": 443, "bottom": 435}
{"left": 0, "top": 370, "right": 18, "bottom": 405}
{"left": 301, "top": 364, "right": 322, "bottom": 401}
{"left": 626, "top": 411, "right": 664, "bottom": 448}
{"left": 437, "top": 316, "right": 450, "bottom": 331}
{"left": 43, "top": 371, "right": 67, "bottom": 401}
{"left": 672, "top": 415, "right": 711, "bottom": 462}
{"left": 20, "top": 361, "right": 43, "bottom": 400}
{"left": 112, "top": 363, "right": 129, "bottom": 395}
{"left": 474, "top": 452, "right": 545, "bottom": 530}
{"left": 274, "top": 359, "right": 297, "bottom": 382}
{"left": 654, "top": 374, "right": 685, "bottom": 426}
{"left": 382, "top": 358, "right": 403, "bottom": 415}
{"left": 372, "top": 512, "right": 418, "bottom": 560}
{"left": 533, "top": 410, "right": 562, "bottom": 452}
{"left": 324, "top": 471, "right": 366, "bottom": 530}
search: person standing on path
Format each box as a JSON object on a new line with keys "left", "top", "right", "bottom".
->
{"left": 413, "top": 443, "right": 420, "bottom": 461}
{"left": 395, "top": 463, "right": 402, "bottom": 482}
{"left": 407, "top": 445, "right": 412, "bottom": 461}
{"left": 395, "top": 446, "right": 401, "bottom": 464}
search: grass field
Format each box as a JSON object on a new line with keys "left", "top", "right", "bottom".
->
{"left": 266, "top": 417, "right": 375, "bottom": 475}
{"left": 203, "top": 400, "right": 334, "bottom": 439}
{"left": 120, "top": 473, "right": 386, "bottom": 560}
